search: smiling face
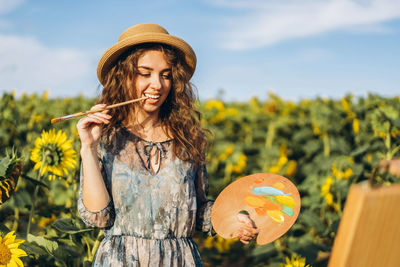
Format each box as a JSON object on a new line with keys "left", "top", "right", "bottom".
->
{"left": 134, "top": 49, "right": 172, "bottom": 118}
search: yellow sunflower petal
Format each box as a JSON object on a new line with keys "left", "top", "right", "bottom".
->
{"left": 12, "top": 257, "right": 24, "bottom": 267}
{"left": 7, "top": 259, "right": 18, "bottom": 267}
{"left": 7, "top": 239, "right": 24, "bottom": 247}
{"left": 10, "top": 249, "right": 27, "bottom": 257}
{"left": 30, "top": 129, "right": 77, "bottom": 178}
{"left": 32, "top": 162, "right": 41, "bottom": 171}
{"left": 3, "top": 231, "right": 15, "bottom": 241}
{"left": 4, "top": 235, "right": 16, "bottom": 245}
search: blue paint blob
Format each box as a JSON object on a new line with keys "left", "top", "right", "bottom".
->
{"left": 282, "top": 206, "right": 294, "bottom": 216}
{"left": 253, "top": 186, "right": 291, "bottom": 196}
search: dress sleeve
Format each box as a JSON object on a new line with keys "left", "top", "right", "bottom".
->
{"left": 195, "top": 163, "right": 215, "bottom": 236}
{"left": 77, "top": 143, "right": 115, "bottom": 228}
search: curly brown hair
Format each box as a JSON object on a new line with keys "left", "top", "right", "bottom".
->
{"left": 98, "top": 43, "right": 210, "bottom": 166}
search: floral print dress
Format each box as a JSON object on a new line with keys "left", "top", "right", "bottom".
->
{"left": 78, "top": 126, "right": 213, "bottom": 266}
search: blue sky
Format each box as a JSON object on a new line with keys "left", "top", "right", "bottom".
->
{"left": 0, "top": 0, "right": 399, "bottom": 101}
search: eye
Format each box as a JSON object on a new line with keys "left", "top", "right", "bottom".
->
{"left": 161, "top": 73, "right": 171, "bottom": 80}
{"left": 138, "top": 72, "right": 150, "bottom": 77}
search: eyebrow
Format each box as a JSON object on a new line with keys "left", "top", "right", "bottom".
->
{"left": 138, "top": 66, "right": 171, "bottom": 72}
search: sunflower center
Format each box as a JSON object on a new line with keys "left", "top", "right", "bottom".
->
{"left": 41, "top": 144, "right": 63, "bottom": 166}
{"left": 0, "top": 242, "right": 11, "bottom": 264}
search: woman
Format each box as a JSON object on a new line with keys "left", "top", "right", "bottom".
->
{"left": 77, "top": 23, "right": 258, "bottom": 266}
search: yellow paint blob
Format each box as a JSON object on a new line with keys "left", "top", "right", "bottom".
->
{"left": 243, "top": 196, "right": 267, "bottom": 207}
{"left": 275, "top": 195, "right": 296, "bottom": 208}
{"left": 273, "top": 182, "right": 285, "bottom": 190}
{"left": 267, "top": 210, "right": 285, "bottom": 224}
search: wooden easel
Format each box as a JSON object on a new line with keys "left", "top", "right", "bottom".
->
{"left": 328, "top": 182, "right": 400, "bottom": 267}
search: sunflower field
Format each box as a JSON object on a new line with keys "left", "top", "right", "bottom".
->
{"left": 0, "top": 91, "right": 399, "bottom": 267}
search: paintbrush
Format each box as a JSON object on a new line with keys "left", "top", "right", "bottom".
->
{"left": 50, "top": 96, "right": 149, "bottom": 124}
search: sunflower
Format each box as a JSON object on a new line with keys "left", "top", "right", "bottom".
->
{"left": 30, "top": 129, "right": 76, "bottom": 180}
{"left": 0, "top": 231, "right": 27, "bottom": 267}
{"left": 280, "top": 254, "right": 310, "bottom": 267}
{"left": 0, "top": 149, "right": 22, "bottom": 205}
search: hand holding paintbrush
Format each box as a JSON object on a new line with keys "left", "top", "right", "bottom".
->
{"left": 51, "top": 96, "right": 149, "bottom": 124}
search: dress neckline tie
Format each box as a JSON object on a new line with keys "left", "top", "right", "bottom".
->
{"left": 143, "top": 142, "right": 168, "bottom": 174}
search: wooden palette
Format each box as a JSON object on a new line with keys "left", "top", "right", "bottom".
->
{"left": 211, "top": 173, "right": 301, "bottom": 245}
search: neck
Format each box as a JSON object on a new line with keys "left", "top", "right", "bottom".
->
{"left": 125, "top": 109, "right": 161, "bottom": 130}
{"left": 123, "top": 110, "right": 171, "bottom": 142}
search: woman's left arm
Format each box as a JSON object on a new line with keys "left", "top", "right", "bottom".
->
{"left": 195, "top": 163, "right": 259, "bottom": 243}
{"left": 194, "top": 164, "right": 214, "bottom": 235}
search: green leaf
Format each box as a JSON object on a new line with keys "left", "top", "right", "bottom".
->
{"left": 298, "top": 210, "right": 325, "bottom": 233}
{"left": 287, "top": 233, "right": 326, "bottom": 263}
{"left": 12, "top": 190, "right": 33, "bottom": 207}
{"left": 52, "top": 218, "right": 93, "bottom": 234}
{"left": 27, "top": 234, "right": 59, "bottom": 254}
{"left": 52, "top": 243, "right": 81, "bottom": 259}
{"left": 350, "top": 143, "right": 370, "bottom": 157}
{"left": 0, "top": 223, "right": 10, "bottom": 236}
{"left": 21, "top": 174, "right": 49, "bottom": 189}
{"left": 20, "top": 242, "right": 48, "bottom": 258}
{"left": 251, "top": 243, "right": 276, "bottom": 259}
{"left": 288, "top": 240, "right": 321, "bottom": 263}
{"left": 0, "top": 157, "right": 11, "bottom": 177}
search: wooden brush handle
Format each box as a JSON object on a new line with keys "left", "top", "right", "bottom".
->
{"left": 51, "top": 96, "right": 148, "bottom": 124}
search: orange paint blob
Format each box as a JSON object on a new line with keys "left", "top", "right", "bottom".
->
{"left": 255, "top": 206, "right": 267, "bottom": 216}
{"left": 254, "top": 178, "right": 264, "bottom": 183}
{"left": 244, "top": 195, "right": 267, "bottom": 207}
{"left": 263, "top": 199, "right": 282, "bottom": 210}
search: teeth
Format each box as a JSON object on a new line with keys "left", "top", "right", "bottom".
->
{"left": 144, "top": 94, "right": 160, "bottom": 99}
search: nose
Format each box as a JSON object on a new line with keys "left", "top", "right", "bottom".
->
{"left": 150, "top": 73, "right": 162, "bottom": 90}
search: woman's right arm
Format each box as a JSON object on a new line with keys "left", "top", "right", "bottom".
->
{"left": 80, "top": 144, "right": 110, "bottom": 211}
{"left": 76, "top": 104, "right": 114, "bottom": 227}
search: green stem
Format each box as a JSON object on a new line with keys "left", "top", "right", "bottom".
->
{"left": 336, "top": 191, "right": 342, "bottom": 217}
{"left": 72, "top": 181, "right": 78, "bottom": 210}
{"left": 323, "top": 133, "right": 330, "bottom": 157}
{"left": 82, "top": 235, "right": 91, "bottom": 261}
{"left": 12, "top": 207, "right": 19, "bottom": 232}
{"left": 385, "top": 130, "right": 391, "bottom": 160}
{"left": 26, "top": 150, "right": 46, "bottom": 238}
{"left": 390, "top": 145, "right": 400, "bottom": 159}
{"left": 90, "top": 231, "right": 103, "bottom": 262}
{"left": 265, "top": 122, "right": 276, "bottom": 148}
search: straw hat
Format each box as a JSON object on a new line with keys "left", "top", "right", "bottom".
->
{"left": 97, "top": 23, "right": 197, "bottom": 85}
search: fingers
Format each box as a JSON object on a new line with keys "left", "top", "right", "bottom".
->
{"left": 241, "top": 225, "right": 260, "bottom": 235}
{"left": 77, "top": 105, "right": 111, "bottom": 127}
{"left": 236, "top": 212, "right": 259, "bottom": 244}
{"left": 239, "top": 239, "right": 250, "bottom": 244}
{"left": 237, "top": 229, "right": 254, "bottom": 244}
{"left": 238, "top": 227, "right": 259, "bottom": 238}
{"left": 237, "top": 213, "right": 257, "bottom": 228}
{"left": 92, "top": 104, "right": 111, "bottom": 120}
{"left": 237, "top": 226, "right": 259, "bottom": 244}
{"left": 77, "top": 114, "right": 109, "bottom": 129}
{"left": 87, "top": 113, "right": 111, "bottom": 124}
{"left": 90, "top": 104, "right": 109, "bottom": 113}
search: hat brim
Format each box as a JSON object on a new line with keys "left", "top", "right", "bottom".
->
{"left": 97, "top": 32, "right": 197, "bottom": 85}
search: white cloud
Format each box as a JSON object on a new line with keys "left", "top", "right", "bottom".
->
{"left": 0, "top": 0, "right": 99, "bottom": 97}
{"left": 215, "top": 0, "right": 400, "bottom": 50}
{"left": 0, "top": 33, "right": 98, "bottom": 96}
